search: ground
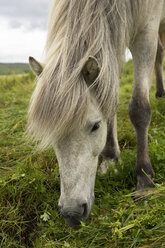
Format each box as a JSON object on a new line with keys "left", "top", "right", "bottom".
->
{"left": 0, "top": 61, "right": 165, "bottom": 248}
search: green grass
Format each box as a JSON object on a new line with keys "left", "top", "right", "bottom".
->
{"left": 0, "top": 61, "right": 165, "bottom": 247}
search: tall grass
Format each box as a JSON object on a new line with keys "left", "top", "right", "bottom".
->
{"left": 0, "top": 61, "right": 165, "bottom": 247}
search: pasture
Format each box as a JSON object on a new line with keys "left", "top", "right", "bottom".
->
{"left": 0, "top": 63, "right": 29, "bottom": 75}
{"left": 0, "top": 60, "right": 165, "bottom": 247}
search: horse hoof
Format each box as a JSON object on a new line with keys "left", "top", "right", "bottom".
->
{"left": 136, "top": 175, "right": 155, "bottom": 190}
{"left": 155, "top": 90, "right": 165, "bottom": 98}
{"left": 133, "top": 175, "right": 155, "bottom": 201}
{"left": 98, "top": 159, "right": 118, "bottom": 175}
{"left": 133, "top": 188, "right": 156, "bottom": 202}
{"left": 98, "top": 161, "right": 109, "bottom": 175}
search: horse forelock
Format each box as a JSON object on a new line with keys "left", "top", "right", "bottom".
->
{"left": 28, "top": 0, "right": 143, "bottom": 148}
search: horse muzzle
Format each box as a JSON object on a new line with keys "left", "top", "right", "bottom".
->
{"left": 58, "top": 198, "right": 89, "bottom": 227}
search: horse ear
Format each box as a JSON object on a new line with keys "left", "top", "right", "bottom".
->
{"left": 82, "top": 57, "right": 100, "bottom": 85}
{"left": 29, "top": 56, "right": 44, "bottom": 76}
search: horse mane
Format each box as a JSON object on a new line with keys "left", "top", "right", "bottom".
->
{"left": 27, "top": 0, "right": 142, "bottom": 148}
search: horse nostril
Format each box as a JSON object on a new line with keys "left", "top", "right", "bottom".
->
{"left": 81, "top": 203, "right": 88, "bottom": 218}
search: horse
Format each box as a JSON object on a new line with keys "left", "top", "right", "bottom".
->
{"left": 155, "top": 31, "right": 165, "bottom": 97}
{"left": 28, "top": 0, "right": 165, "bottom": 227}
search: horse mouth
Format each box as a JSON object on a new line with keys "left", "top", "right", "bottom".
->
{"left": 64, "top": 215, "right": 88, "bottom": 227}
{"left": 62, "top": 203, "right": 89, "bottom": 227}
{"left": 60, "top": 201, "right": 90, "bottom": 227}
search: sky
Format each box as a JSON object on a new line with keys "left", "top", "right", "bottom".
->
{"left": 0, "top": 0, "right": 132, "bottom": 63}
{"left": 0, "top": 0, "right": 51, "bottom": 63}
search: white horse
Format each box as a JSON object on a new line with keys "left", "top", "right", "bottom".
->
{"left": 28, "top": 0, "right": 165, "bottom": 227}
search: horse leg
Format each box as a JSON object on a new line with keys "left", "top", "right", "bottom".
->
{"left": 155, "top": 35, "right": 165, "bottom": 98}
{"left": 99, "top": 115, "right": 120, "bottom": 174}
{"left": 129, "top": 26, "right": 159, "bottom": 191}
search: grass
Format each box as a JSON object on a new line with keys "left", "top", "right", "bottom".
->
{"left": 0, "top": 61, "right": 165, "bottom": 247}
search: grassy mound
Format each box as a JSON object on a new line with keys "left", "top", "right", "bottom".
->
{"left": 0, "top": 62, "right": 165, "bottom": 247}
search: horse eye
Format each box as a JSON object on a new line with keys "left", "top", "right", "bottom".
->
{"left": 91, "top": 121, "right": 101, "bottom": 132}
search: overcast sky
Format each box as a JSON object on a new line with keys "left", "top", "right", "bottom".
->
{"left": 0, "top": 0, "right": 51, "bottom": 63}
{"left": 0, "top": 0, "right": 132, "bottom": 63}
